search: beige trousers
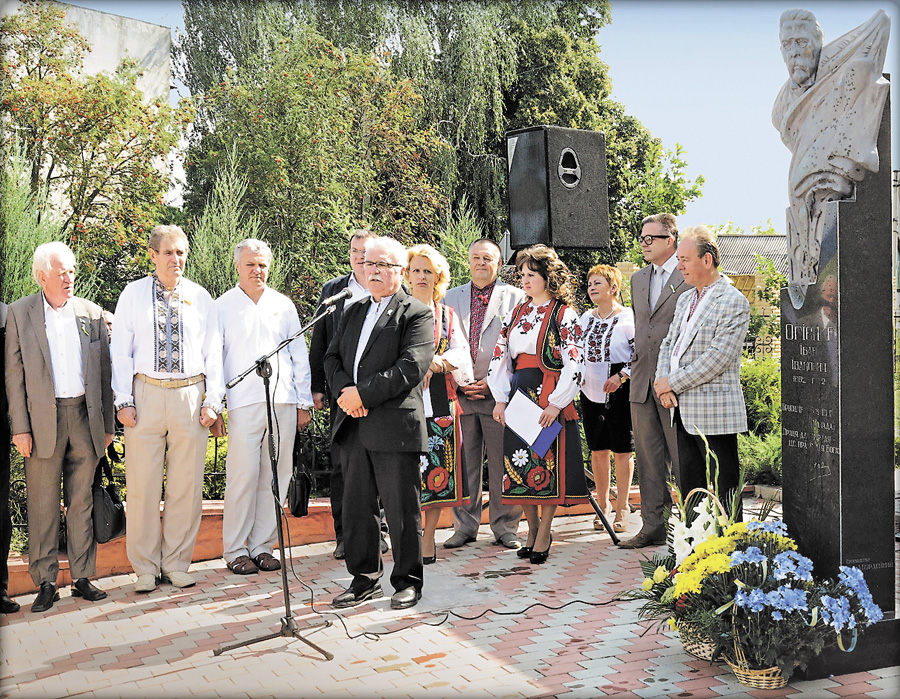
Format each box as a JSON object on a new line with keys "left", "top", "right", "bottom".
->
{"left": 124, "top": 379, "right": 208, "bottom": 577}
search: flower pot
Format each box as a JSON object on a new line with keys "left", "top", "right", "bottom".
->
{"left": 678, "top": 622, "right": 716, "bottom": 661}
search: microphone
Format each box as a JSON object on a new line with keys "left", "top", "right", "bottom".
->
{"left": 320, "top": 287, "right": 353, "bottom": 307}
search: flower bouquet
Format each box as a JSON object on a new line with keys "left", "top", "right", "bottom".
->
{"left": 678, "top": 519, "right": 883, "bottom": 686}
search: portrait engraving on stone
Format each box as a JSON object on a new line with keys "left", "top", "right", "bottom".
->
{"left": 772, "top": 9, "right": 890, "bottom": 308}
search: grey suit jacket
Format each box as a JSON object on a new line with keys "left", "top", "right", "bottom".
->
{"left": 656, "top": 280, "right": 750, "bottom": 436}
{"left": 629, "top": 264, "right": 689, "bottom": 404}
{"left": 443, "top": 279, "right": 525, "bottom": 415}
{"left": 5, "top": 293, "right": 114, "bottom": 460}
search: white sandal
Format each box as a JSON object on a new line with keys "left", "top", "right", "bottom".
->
{"left": 613, "top": 510, "right": 628, "bottom": 533}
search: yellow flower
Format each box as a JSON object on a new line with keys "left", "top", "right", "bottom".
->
{"left": 701, "top": 553, "right": 732, "bottom": 576}
{"left": 673, "top": 569, "right": 703, "bottom": 596}
{"left": 667, "top": 617, "right": 677, "bottom": 631}
{"left": 642, "top": 577, "right": 654, "bottom": 591}
{"left": 653, "top": 566, "right": 668, "bottom": 584}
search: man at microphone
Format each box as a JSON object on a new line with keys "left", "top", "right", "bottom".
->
{"left": 309, "top": 229, "right": 379, "bottom": 560}
{"left": 216, "top": 239, "right": 313, "bottom": 576}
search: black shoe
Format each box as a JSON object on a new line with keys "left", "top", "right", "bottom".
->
{"left": 423, "top": 554, "right": 436, "bottom": 565}
{"left": 332, "top": 582, "right": 383, "bottom": 609}
{"left": 390, "top": 587, "right": 421, "bottom": 610}
{"left": 516, "top": 546, "right": 532, "bottom": 559}
{"left": 71, "top": 578, "right": 108, "bottom": 602}
{"left": 31, "top": 582, "right": 59, "bottom": 613}
{"left": 333, "top": 541, "right": 345, "bottom": 560}
{"left": 0, "top": 593, "right": 20, "bottom": 614}
{"left": 529, "top": 534, "right": 552, "bottom": 565}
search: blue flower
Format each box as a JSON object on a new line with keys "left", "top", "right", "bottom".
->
{"left": 746, "top": 520, "right": 788, "bottom": 536}
{"left": 837, "top": 566, "right": 884, "bottom": 624}
{"left": 821, "top": 594, "right": 854, "bottom": 632}
{"left": 773, "top": 550, "right": 813, "bottom": 582}
{"left": 734, "top": 589, "right": 750, "bottom": 608}
{"left": 772, "top": 610, "right": 783, "bottom": 620}
{"left": 428, "top": 435, "right": 444, "bottom": 451}
{"left": 748, "top": 588, "right": 768, "bottom": 613}
{"left": 731, "top": 546, "right": 766, "bottom": 566}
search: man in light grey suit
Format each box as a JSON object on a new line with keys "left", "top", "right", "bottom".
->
{"left": 443, "top": 239, "right": 525, "bottom": 549}
{"left": 620, "top": 214, "right": 690, "bottom": 549}
{"left": 655, "top": 226, "right": 750, "bottom": 519}
{"left": 5, "top": 242, "right": 114, "bottom": 612}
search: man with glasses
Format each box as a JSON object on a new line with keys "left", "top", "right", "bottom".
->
{"left": 325, "top": 237, "right": 433, "bottom": 610}
{"left": 619, "top": 213, "right": 690, "bottom": 549}
{"left": 309, "top": 229, "right": 384, "bottom": 560}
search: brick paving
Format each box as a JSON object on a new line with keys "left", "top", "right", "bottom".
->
{"left": 2, "top": 506, "right": 898, "bottom": 699}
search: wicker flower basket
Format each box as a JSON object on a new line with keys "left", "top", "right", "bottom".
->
{"left": 679, "top": 623, "right": 716, "bottom": 661}
{"left": 726, "top": 630, "right": 789, "bottom": 690}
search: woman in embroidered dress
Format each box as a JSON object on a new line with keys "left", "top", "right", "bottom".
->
{"left": 578, "top": 265, "right": 635, "bottom": 534}
{"left": 405, "top": 245, "right": 473, "bottom": 565}
{"left": 488, "top": 245, "right": 588, "bottom": 564}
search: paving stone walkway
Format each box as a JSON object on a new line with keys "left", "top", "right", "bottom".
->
{"left": 2, "top": 507, "right": 898, "bottom": 698}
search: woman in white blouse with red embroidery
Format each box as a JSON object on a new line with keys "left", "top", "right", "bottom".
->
{"left": 487, "top": 245, "right": 588, "bottom": 564}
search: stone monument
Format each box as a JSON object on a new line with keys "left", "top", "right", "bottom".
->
{"left": 775, "top": 8, "right": 898, "bottom": 677}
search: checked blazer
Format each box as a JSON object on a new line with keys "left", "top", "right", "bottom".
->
{"left": 656, "top": 279, "right": 750, "bottom": 436}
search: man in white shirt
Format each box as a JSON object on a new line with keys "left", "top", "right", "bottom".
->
{"left": 5, "top": 243, "right": 114, "bottom": 611}
{"left": 112, "top": 225, "right": 224, "bottom": 593}
{"left": 620, "top": 214, "right": 690, "bottom": 549}
{"left": 216, "top": 239, "right": 313, "bottom": 575}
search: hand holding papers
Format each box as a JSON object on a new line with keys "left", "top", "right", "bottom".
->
{"left": 506, "top": 389, "right": 562, "bottom": 459}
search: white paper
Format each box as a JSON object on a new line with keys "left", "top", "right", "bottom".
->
{"left": 506, "top": 390, "right": 545, "bottom": 444}
{"left": 423, "top": 386, "right": 433, "bottom": 418}
{"left": 582, "top": 361, "right": 609, "bottom": 404}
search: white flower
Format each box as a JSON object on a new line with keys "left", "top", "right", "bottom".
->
{"left": 418, "top": 455, "right": 428, "bottom": 473}
{"left": 512, "top": 449, "right": 529, "bottom": 467}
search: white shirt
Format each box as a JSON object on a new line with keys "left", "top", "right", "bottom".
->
{"left": 650, "top": 254, "right": 679, "bottom": 309}
{"left": 578, "top": 307, "right": 635, "bottom": 402}
{"left": 353, "top": 294, "right": 393, "bottom": 382}
{"left": 216, "top": 285, "right": 313, "bottom": 411}
{"left": 111, "top": 275, "right": 225, "bottom": 410}
{"left": 42, "top": 295, "right": 84, "bottom": 398}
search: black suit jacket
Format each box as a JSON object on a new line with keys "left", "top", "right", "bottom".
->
{"left": 309, "top": 273, "right": 353, "bottom": 396}
{"left": 324, "top": 288, "right": 433, "bottom": 452}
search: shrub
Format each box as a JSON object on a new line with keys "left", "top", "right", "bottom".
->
{"left": 741, "top": 355, "right": 781, "bottom": 437}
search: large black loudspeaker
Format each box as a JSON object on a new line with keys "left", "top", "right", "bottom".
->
{"left": 506, "top": 125, "right": 609, "bottom": 250}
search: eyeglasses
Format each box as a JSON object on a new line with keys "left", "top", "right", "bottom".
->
{"left": 638, "top": 234, "right": 671, "bottom": 246}
{"left": 363, "top": 261, "right": 402, "bottom": 270}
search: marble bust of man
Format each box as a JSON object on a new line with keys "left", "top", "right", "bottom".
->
{"left": 772, "top": 9, "right": 890, "bottom": 308}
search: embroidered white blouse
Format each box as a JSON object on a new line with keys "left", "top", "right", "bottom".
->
{"left": 487, "top": 299, "right": 584, "bottom": 409}
{"left": 578, "top": 307, "right": 635, "bottom": 402}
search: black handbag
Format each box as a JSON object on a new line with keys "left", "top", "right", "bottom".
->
{"left": 287, "top": 426, "right": 314, "bottom": 517}
{"left": 92, "top": 442, "right": 126, "bottom": 543}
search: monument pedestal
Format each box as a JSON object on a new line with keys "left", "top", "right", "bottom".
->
{"left": 781, "top": 93, "right": 898, "bottom": 679}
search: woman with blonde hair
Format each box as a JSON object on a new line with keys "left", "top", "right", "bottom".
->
{"left": 488, "top": 245, "right": 589, "bottom": 564}
{"left": 578, "top": 264, "right": 635, "bottom": 533}
{"left": 405, "top": 244, "right": 473, "bottom": 564}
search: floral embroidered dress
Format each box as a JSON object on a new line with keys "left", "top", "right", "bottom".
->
{"left": 420, "top": 303, "right": 473, "bottom": 511}
{"left": 487, "top": 298, "right": 589, "bottom": 505}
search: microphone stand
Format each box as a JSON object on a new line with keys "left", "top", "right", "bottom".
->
{"left": 214, "top": 305, "right": 337, "bottom": 661}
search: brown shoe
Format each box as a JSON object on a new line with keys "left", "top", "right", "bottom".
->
{"left": 227, "top": 555, "right": 259, "bottom": 575}
{"left": 253, "top": 552, "right": 281, "bottom": 571}
{"left": 618, "top": 530, "right": 666, "bottom": 549}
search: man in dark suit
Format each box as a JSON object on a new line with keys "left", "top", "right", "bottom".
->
{"left": 5, "top": 243, "right": 115, "bottom": 611}
{"left": 325, "top": 236, "right": 433, "bottom": 610}
{"left": 309, "top": 229, "right": 379, "bottom": 560}
{"left": 1, "top": 301, "right": 20, "bottom": 614}
{"left": 620, "top": 214, "right": 690, "bottom": 549}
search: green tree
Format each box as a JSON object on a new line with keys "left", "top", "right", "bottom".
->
{"left": 1, "top": 0, "right": 194, "bottom": 307}
{"left": 184, "top": 26, "right": 447, "bottom": 316}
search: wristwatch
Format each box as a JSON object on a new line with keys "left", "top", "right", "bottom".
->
{"left": 618, "top": 372, "right": 628, "bottom": 383}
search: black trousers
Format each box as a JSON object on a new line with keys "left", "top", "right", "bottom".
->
{"left": 335, "top": 421, "right": 423, "bottom": 593}
{"left": 673, "top": 408, "right": 742, "bottom": 521}
{"left": 1, "top": 416, "right": 11, "bottom": 594}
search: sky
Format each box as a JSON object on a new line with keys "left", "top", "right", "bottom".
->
{"left": 59, "top": 0, "right": 900, "bottom": 233}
